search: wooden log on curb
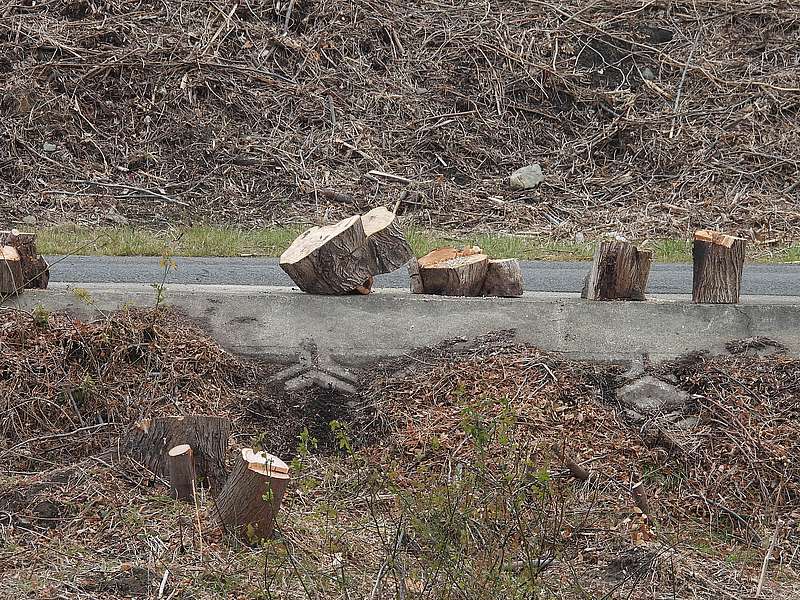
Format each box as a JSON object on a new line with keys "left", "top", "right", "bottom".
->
{"left": 692, "top": 230, "right": 746, "bottom": 304}
{"left": 216, "top": 448, "right": 290, "bottom": 542}
{"left": 581, "top": 240, "right": 652, "bottom": 301}
{"left": 279, "top": 216, "right": 373, "bottom": 295}
{"left": 0, "top": 246, "right": 24, "bottom": 296}
{"left": 0, "top": 230, "right": 49, "bottom": 289}
{"left": 168, "top": 444, "right": 196, "bottom": 501}
{"left": 407, "top": 258, "right": 425, "bottom": 294}
{"left": 362, "top": 206, "right": 413, "bottom": 275}
{"left": 481, "top": 258, "right": 523, "bottom": 297}
{"left": 124, "top": 415, "right": 230, "bottom": 491}
{"left": 418, "top": 248, "right": 489, "bottom": 296}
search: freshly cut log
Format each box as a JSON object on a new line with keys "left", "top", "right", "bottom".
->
{"left": 481, "top": 259, "right": 523, "bottom": 297}
{"left": 279, "top": 215, "right": 373, "bottom": 295}
{"left": 216, "top": 448, "right": 290, "bottom": 541}
{"left": 123, "top": 415, "right": 230, "bottom": 491}
{"left": 692, "top": 230, "right": 746, "bottom": 304}
{"left": 581, "top": 241, "right": 652, "bottom": 301}
{"left": 418, "top": 251, "right": 489, "bottom": 296}
{"left": 361, "top": 206, "right": 413, "bottom": 274}
{"left": 168, "top": 444, "right": 196, "bottom": 501}
{"left": 0, "top": 246, "right": 23, "bottom": 296}
{"left": 0, "top": 230, "right": 49, "bottom": 289}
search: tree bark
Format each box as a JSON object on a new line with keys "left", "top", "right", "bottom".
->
{"left": 0, "top": 246, "right": 23, "bottom": 296}
{"left": 0, "top": 230, "right": 49, "bottom": 289}
{"left": 481, "top": 259, "right": 523, "bottom": 297}
{"left": 581, "top": 241, "right": 652, "bottom": 301}
{"left": 692, "top": 230, "right": 746, "bottom": 304}
{"left": 216, "top": 448, "right": 290, "bottom": 542}
{"left": 417, "top": 248, "right": 489, "bottom": 296}
{"left": 279, "top": 215, "right": 373, "bottom": 294}
{"left": 407, "top": 258, "right": 425, "bottom": 294}
{"left": 123, "top": 415, "right": 230, "bottom": 492}
{"left": 168, "top": 444, "right": 196, "bottom": 501}
{"left": 362, "top": 206, "right": 413, "bottom": 275}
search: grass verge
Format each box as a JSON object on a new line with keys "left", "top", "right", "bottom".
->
{"left": 34, "top": 225, "right": 800, "bottom": 263}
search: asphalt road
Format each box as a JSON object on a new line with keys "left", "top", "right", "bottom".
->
{"left": 45, "top": 256, "right": 800, "bottom": 296}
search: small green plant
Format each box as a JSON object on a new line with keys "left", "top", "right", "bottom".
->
{"left": 152, "top": 247, "right": 177, "bottom": 309}
{"left": 72, "top": 287, "right": 92, "bottom": 304}
{"left": 329, "top": 420, "right": 353, "bottom": 455}
{"left": 31, "top": 304, "right": 49, "bottom": 328}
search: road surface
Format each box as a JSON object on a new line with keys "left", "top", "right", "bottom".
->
{"left": 45, "top": 256, "right": 800, "bottom": 296}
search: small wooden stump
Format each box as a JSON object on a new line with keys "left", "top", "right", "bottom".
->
{"left": 581, "top": 241, "right": 652, "bottom": 301}
{"left": 0, "top": 246, "right": 23, "bottom": 296}
{"left": 0, "top": 230, "right": 49, "bottom": 289}
{"left": 123, "top": 415, "right": 230, "bottom": 492}
{"left": 692, "top": 230, "right": 746, "bottom": 304}
{"left": 481, "top": 258, "right": 523, "bottom": 297}
{"left": 279, "top": 216, "right": 373, "bottom": 295}
{"left": 216, "top": 448, "right": 290, "bottom": 542}
{"left": 168, "top": 444, "right": 196, "bottom": 502}
{"left": 362, "top": 206, "right": 413, "bottom": 275}
{"left": 417, "top": 247, "right": 489, "bottom": 296}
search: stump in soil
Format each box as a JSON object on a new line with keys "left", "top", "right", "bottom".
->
{"left": 417, "top": 247, "right": 489, "bottom": 296}
{"left": 481, "top": 258, "right": 523, "bottom": 297}
{"left": 692, "top": 230, "right": 746, "bottom": 304}
{"left": 168, "top": 444, "right": 196, "bottom": 502}
{"left": 362, "top": 206, "right": 413, "bottom": 274}
{"left": 0, "top": 246, "right": 24, "bottom": 296}
{"left": 216, "top": 448, "right": 290, "bottom": 542}
{"left": 0, "top": 230, "right": 49, "bottom": 289}
{"left": 123, "top": 415, "right": 230, "bottom": 491}
{"left": 581, "top": 241, "right": 653, "bottom": 301}
{"left": 279, "top": 215, "right": 373, "bottom": 295}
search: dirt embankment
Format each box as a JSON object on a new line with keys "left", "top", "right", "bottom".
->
{"left": 1, "top": 1, "right": 799, "bottom": 241}
{"left": 1, "top": 309, "right": 798, "bottom": 598}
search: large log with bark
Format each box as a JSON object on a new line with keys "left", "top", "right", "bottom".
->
{"left": 279, "top": 215, "right": 374, "bottom": 295}
{"left": 362, "top": 206, "right": 413, "bottom": 274}
{"left": 123, "top": 415, "right": 230, "bottom": 491}
{"left": 0, "top": 230, "right": 49, "bottom": 289}
{"left": 581, "top": 241, "right": 652, "bottom": 301}
{"left": 0, "top": 246, "right": 24, "bottom": 296}
{"left": 692, "top": 230, "right": 746, "bottom": 304}
{"left": 216, "top": 448, "right": 290, "bottom": 542}
{"left": 481, "top": 258, "right": 523, "bottom": 297}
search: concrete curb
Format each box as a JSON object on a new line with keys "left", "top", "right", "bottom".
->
{"left": 4, "top": 284, "right": 799, "bottom": 367}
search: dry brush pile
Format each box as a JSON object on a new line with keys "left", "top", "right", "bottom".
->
{"left": 1, "top": 0, "right": 799, "bottom": 240}
{"left": 1, "top": 310, "right": 799, "bottom": 598}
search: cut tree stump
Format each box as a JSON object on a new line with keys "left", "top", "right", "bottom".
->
{"left": 362, "top": 206, "right": 413, "bottom": 275}
{"left": 481, "top": 258, "right": 523, "bottom": 297}
{"left": 581, "top": 241, "right": 653, "bottom": 301}
{"left": 279, "top": 215, "right": 373, "bottom": 295}
{"left": 692, "top": 230, "right": 746, "bottom": 304}
{"left": 216, "top": 448, "right": 290, "bottom": 542}
{"left": 417, "top": 247, "right": 489, "bottom": 296}
{"left": 0, "top": 230, "right": 49, "bottom": 289}
{"left": 123, "top": 415, "right": 230, "bottom": 491}
{"left": 168, "top": 444, "right": 196, "bottom": 501}
{"left": 0, "top": 246, "right": 24, "bottom": 296}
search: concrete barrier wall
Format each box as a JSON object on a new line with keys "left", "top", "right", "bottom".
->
{"left": 5, "top": 284, "right": 799, "bottom": 365}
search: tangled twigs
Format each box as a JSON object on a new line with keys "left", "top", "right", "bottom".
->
{"left": 0, "top": 0, "right": 798, "bottom": 241}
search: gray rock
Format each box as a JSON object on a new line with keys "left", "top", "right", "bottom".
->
{"left": 509, "top": 164, "right": 544, "bottom": 190}
{"left": 641, "top": 67, "right": 656, "bottom": 81}
{"left": 42, "top": 143, "right": 57, "bottom": 153}
{"left": 21, "top": 215, "right": 37, "bottom": 226}
{"left": 617, "top": 376, "right": 688, "bottom": 415}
